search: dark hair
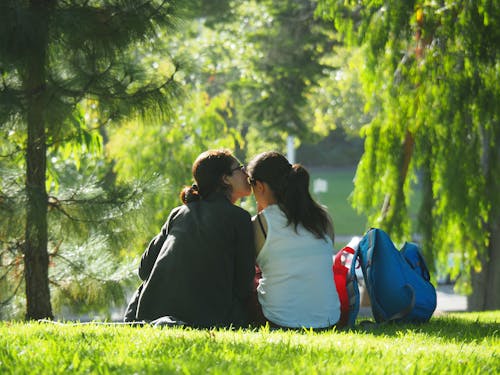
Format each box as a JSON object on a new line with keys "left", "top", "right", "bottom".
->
{"left": 180, "top": 149, "right": 236, "bottom": 204}
{"left": 247, "top": 151, "right": 332, "bottom": 240}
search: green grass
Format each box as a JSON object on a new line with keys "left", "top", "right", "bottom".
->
{"left": 309, "top": 167, "right": 367, "bottom": 239}
{"left": 0, "top": 312, "right": 498, "bottom": 374}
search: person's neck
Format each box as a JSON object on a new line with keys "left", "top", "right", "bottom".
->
{"left": 258, "top": 199, "right": 277, "bottom": 212}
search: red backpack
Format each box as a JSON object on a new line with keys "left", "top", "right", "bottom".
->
{"left": 333, "top": 246, "right": 359, "bottom": 328}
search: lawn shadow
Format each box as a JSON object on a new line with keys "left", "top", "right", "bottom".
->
{"left": 347, "top": 312, "right": 499, "bottom": 344}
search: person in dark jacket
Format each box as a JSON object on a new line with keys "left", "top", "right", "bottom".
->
{"left": 123, "top": 149, "right": 255, "bottom": 328}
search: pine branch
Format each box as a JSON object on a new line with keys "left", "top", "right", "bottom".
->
{"left": 48, "top": 64, "right": 179, "bottom": 103}
{"left": 0, "top": 276, "right": 22, "bottom": 307}
{"left": 108, "top": 0, "right": 171, "bottom": 21}
{"left": 44, "top": 107, "right": 119, "bottom": 150}
{"left": 48, "top": 193, "right": 133, "bottom": 224}
{"left": 51, "top": 252, "right": 127, "bottom": 284}
{"left": 56, "top": 248, "right": 132, "bottom": 283}
{"left": 0, "top": 239, "right": 23, "bottom": 257}
{"left": 49, "top": 184, "right": 141, "bottom": 206}
{"left": 0, "top": 262, "right": 17, "bottom": 283}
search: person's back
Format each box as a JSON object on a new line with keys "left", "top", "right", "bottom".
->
{"left": 136, "top": 192, "right": 253, "bottom": 327}
{"left": 257, "top": 204, "right": 339, "bottom": 328}
{"left": 247, "top": 151, "right": 340, "bottom": 329}
{"left": 124, "top": 149, "right": 255, "bottom": 328}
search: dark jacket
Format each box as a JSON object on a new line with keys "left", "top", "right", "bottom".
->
{"left": 134, "top": 192, "right": 255, "bottom": 327}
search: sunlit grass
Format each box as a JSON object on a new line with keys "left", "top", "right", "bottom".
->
{"left": 0, "top": 312, "right": 498, "bottom": 374}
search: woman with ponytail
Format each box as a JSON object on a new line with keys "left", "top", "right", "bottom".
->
{"left": 124, "top": 149, "right": 255, "bottom": 328}
{"left": 246, "top": 151, "right": 340, "bottom": 329}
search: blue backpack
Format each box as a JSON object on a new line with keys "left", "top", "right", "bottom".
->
{"left": 343, "top": 228, "right": 437, "bottom": 326}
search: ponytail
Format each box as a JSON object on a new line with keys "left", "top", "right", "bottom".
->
{"left": 180, "top": 184, "right": 200, "bottom": 204}
{"left": 283, "top": 164, "right": 330, "bottom": 239}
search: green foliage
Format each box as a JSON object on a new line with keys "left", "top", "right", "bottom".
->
{"left": 317, "top": 0, "right": 500, "bottom": 295}
{"left": 106, "top": 90, "right": 243, "bottom": 251}
{"left": 103, "top": 0, "right": 351, "bottom": 257}
{"left": 241, "top": 0, "right": 335, "bottom": 140}
{"left": 0, "top": 1, "right": 185, "bottom": 126}
{"left": 0, "top": 0, "right": 192, "bottom": 319}
{"left": 50, "top": 234, "right": 134, "bottom": 318}
{"left": 0, "top": 312, "right": 498, "bottom": 374}
{"left": 186, "top": 0, "right": 233, "bottom": 25}
{"left": 173, "top": 0, "right": 343, "bottom": 156}
{"left": 303, "top": 46, "right": 373, "bottom": 139}
{"left": 0, "top": 142, "right": 154, "bottom": 318}
{"left": 2, "top": 0, "right": 362, "bottom": 319}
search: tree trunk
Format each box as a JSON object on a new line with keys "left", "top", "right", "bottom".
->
{"left": 417, "top": 157, "right": 436, "bottom": 273}
{"left": 484, "top": 218, "right": 500, "bottom": 309}
{"left": 468, "top": 216, "right": 500, "bottom": 310}
{"left": 468, "top": 107, "right": 500, "bottom": 310}
{"left": 23, "top": 1, "right": 53, "bottom": 320}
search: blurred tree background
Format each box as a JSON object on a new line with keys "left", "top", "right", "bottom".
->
{"left": 317, "top": 0, "right": 500, "bottom": 310}
{"left": 0, "top": 0, "right": 498, "bottom": 320}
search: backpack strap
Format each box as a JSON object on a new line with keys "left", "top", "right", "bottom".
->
{"left": 257, "top": 214, "right": 267, "bottom": 238}
{"left": 362, "top": 229, "right": 391, "bottom": 322}
{"left": 346, "top": 246, "right": 361, "bottom": 327}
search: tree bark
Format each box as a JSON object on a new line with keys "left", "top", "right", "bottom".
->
{"left": 417, "top": 156, "right": 435, "bottom": 273}
{"left": 484, "top": 218, "right": 500, "bottom": 309}
{"left": 23, "top": 1, "right": 53, "bottom": 320}
{"left": 468, "top": 216, "right": 500, "bottom": 310}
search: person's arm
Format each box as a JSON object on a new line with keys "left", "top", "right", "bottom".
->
{"left": 251, "top": 212, "right": 267, "bottom": 256}
{"left": 138, "top": 207, "right": 181, "bottom": 281}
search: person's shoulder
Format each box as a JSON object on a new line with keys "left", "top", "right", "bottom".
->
{"left": 225, "top": 202, "right": 252, "bottom": 221}
{"left": 234, "top": 204, "right": 252, "bottom": 218}
{"left": 169, "top": 204, "right": 187, "bottom": 217}
{"left": 205, "top": 194, "right": 251, "bottom": 221}
{"left": 164, "top": 204, "right": 191, "bottom": 225}
{"left": 261, "top": 204, "right": 284, "bottom": 220}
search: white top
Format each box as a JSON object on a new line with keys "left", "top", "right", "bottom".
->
{"left": 256, "top": 205, "right": 340, "bottom": 328}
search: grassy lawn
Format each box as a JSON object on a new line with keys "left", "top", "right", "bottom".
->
{"left": 309, "top": 167, "right": 367, "bottom": 239}
{"left": 0, "top": 312, "right": 498, "bottom": 374}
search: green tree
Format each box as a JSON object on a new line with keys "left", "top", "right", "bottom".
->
{"left": 0, "top": 1, "right": 185, "bottom": 320}
{"left": 106, "top": 90, "right": 246, "bottom": 246}
{"left": 240, "top": 0, "right": 335, "bottom": 141}
{"left": 105, "top": 0, "right": 345, "bottom": 259}
{"left": 297, "top": 46, "right": 371, "bottom": 166}
{"left": 317, "top": 1, "right": 500, "bottom": 309}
